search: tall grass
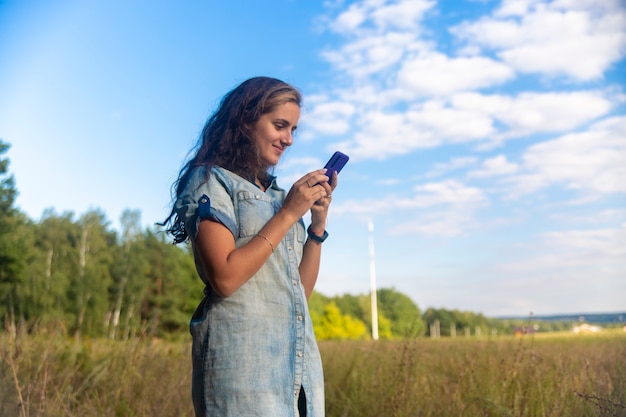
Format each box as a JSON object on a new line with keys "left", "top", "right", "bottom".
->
{"left": 0, "top": 326, "right": 194, "bottom": 417}
{"left": 321, "top": 332, "right": 626, "bottom": 417}
{"left": 1, "top": 328, "right": 624, "bottom": 416}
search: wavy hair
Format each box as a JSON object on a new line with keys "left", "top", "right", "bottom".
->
{"left": 161, "top": 76, "right": 302, "bottom": 243}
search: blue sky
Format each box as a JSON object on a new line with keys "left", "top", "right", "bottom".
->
{"left": 1, "top": 0, "right": 625, "bottom": 317}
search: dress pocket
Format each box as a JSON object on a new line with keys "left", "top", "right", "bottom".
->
{"left": 236, "top": 191, "right": 276, "bottom": 237}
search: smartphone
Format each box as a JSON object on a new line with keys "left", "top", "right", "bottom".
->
{"left": 323, "top": 151, "right": 349, "bottom": 186}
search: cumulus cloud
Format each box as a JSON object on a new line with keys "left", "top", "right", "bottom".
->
{"left": 426, "top": 156, "right": 479, "bottom": 178}
{"left": 329, "top": 0, "right": 434, "bottom": 34}
{"left": 503, "top": 116, "right": 626, "bottom": 196}
{"left": 333, "top": 179, "right": 487, "bottom": 236}
{"left": 452, "top": 90, "right": 616, "bottom": 140}
{"left": 387, "top": 210, "right": 476, "bottom": 236}
{"left": 301, "top": 100, "right": 356, "bottom": 136}
{"left": 452, "top": 0, "right": 626, "bottom": 80}
{"left": 469, "top": 154, "right": 519, "bottom": 178}
{"left": 396, "top": 52, "right": 515, "bottom": 97}
{"left": 334, "top": 179, "right": 486, "bottom": 214}
{"left": 312, "top": 0, "right": 622, "bottom": 159}
{"left": 312, "top": 0, "right": 625, "bottom": 240}
{"left": 322, "top": 88, "right": 617, "bottom": 159}
{"left": 497, "top": 224, "right": 626, "bottom": 274}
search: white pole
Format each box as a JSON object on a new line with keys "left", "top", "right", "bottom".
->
{"left": 368, "top": 219, "right": 379, "bottom": 341}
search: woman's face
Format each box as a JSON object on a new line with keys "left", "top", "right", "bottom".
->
{"left": 250, "top": 101, "right": 300, "bottom": 167}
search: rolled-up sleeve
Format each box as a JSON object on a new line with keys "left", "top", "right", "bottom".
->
{"left": 175, "top": 167, "right": 238, "bottom": 241}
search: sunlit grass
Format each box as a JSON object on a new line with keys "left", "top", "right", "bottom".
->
{"left": 1, "top": 329, "right": 624, "bottom": 416}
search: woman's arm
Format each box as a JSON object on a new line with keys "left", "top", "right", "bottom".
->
{"left": 195, "top": 169, "right": 330, "bottom": 297}
{"left": 299, "top": 171, "right": 337, "bottom": 298}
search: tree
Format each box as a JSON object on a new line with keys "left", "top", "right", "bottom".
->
{"left": 142, "top": 229, "right": 204, "bottom": 336}
{"left": 69, "top": 209, "right": 115, "bottom": 337}
{"left": 377, "top": 288, "right": 425, "bottom": 338}
{"left": 0, "top": 140, "right": 27, "bottom": 326}
{"left": 359, "top": 294, "right": 393, "bottom": 339}
{"left": 29, "top": 209, "right": 81, "bottom": 328}
{"left": 107, "top": 209, "right": 148, "bottom": 339}
{"left": 313, "top": 302, "right": 368, "bottom": 340}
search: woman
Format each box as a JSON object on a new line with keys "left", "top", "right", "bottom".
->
{"left": 162, "top": 76, "right": 335, "bottom": 417}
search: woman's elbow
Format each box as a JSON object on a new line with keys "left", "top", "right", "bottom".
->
{"left": 208, "top": 273, "right": 242, "bottom": 298}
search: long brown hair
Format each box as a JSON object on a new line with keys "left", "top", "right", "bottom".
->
{"left": 161, "top": 76, "right": 301, "bottom": 243}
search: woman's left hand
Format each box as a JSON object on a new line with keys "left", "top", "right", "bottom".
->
{"left": 309, "top": 171, "right": 337, "bottom": 232}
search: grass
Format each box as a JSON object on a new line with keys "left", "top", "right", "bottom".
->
{"left": 321, "top": 332, "right": 626, "bottom": 417}
{"left": 1, "top": 328, "right": 624, "bottom": 416}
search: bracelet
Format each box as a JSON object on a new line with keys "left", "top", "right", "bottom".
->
{"left": 307, "top": 225, "right": 329, "bottom": 243}
{"left": 255, "top": 233, "right": 275, "bottom": 252}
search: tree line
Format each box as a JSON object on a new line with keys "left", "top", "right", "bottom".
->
{"left": 0, "top": 140, "right": 573, "bottom": 340}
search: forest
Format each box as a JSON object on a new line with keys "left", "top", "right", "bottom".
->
{"left": 0, "top": 140, "right": 589, "bottom": 340}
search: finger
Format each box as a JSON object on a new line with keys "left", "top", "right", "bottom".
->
{"left": 330, "top": 171, "right": 339, "bottom": 191}
{"left": 299, "top": 170, "right": 326, "bottom": 189}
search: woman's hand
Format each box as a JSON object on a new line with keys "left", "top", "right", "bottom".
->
{"left": 280, "top": 169, "right": 334, "bottom": 224}
{"left": 309, "top": 171, "right": 336, "bottom": 232}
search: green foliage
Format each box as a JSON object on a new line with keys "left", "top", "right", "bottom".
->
{"left": 0, "top": 140, "right": 27, "bottom": 323}
{"left": 313, "top": 301, "right": 368, "bottom": 340}
{"left": 0, "top": 175, "right": 203, "bottom": 339}
{"left": 377, "top": 287, "right": 424, "bottom": 338}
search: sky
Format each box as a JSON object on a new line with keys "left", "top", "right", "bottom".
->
{"left": 1, "top": 0, "right": 625, "bottom": 317}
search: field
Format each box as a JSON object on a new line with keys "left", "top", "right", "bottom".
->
{"left": 1, "top": 330, "right": 624, "bottom": 417}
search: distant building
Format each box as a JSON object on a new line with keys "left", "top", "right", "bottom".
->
{"left": 572, "top": 323, "right": 602, "bottom": 333}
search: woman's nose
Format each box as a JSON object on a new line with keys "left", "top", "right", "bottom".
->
{"left": 281, "top": 131, "right": 293, "bottom": 147}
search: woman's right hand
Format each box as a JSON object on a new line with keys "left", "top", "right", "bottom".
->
{"left": 280, "top": 169, "right": 332, "bottom": 222}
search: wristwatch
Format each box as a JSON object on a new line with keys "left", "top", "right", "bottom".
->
{"left": 307, "top": 225, "right": 329, "bottom": 243}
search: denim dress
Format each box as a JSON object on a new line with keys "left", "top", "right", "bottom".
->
{"left": 176, "top": 166, "right": 325, "bottom": 417}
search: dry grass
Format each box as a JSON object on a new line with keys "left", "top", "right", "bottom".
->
{"left": 321, "top": 331, "right": 626, "bottom": 417}
{"left": 1, "top": 329, "right": 624, "bottom": 416}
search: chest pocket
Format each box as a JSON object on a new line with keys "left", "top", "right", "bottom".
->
{"left": 236, "top": 191, "right": 277, "bottom": 237}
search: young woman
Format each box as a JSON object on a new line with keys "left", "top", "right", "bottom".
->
{"left": 162, "top": 76, "right": 336, "bottom": 417}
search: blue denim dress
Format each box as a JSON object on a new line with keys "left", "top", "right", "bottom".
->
{"left": 176, "top": 166, "right": 325, "bottom": 417}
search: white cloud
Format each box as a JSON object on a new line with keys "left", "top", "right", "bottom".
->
{"left": 334, "top": 102, "right": 495, "bottom": 159}
{"left": 498, "top": 224, "right": 626, "bottom": 274}
{"left": 321, "top": 31, "right": 420, "bottom": 78}
{"left": 451, "top": 90, "right": 615, "bottom": 140}
{"left": 329, "top": 0, "right": 434, "bottom": 34}
{"left": 370, "top": 0, "right": 435, "bottom": 31}
{"left": 469, "top": 154, "right": 519, "bottom": 178}
{"left": 453, "top": 0, "right": 626, "bottom": 80}
{"left": 301, "top": 100, "right": 356, "bottom": 136}
{"left": 330, "top": 88, "right": 615, "bottom": 159}
{"left": 396, "top": 52, "right": 515, "bottom": 96}
{"left": 330, "top": 2, "right": 369, "bottom": 32}
{"left": 412, "top": 180, "right": 486, "bottom": 206}
{"left": 334, "top": 179, "right": 486, "bottom": 217}
{"left": 426, "top": 156, "right": 479, "bottom": 178}
{"left": 504, "top": 116, "right": 626, "bottom": 196}
{"left": 387, "top": 210, "right": 475, "bottom": 236}
{"left": 315, "top": 0, "right": 623, "bottom": 161}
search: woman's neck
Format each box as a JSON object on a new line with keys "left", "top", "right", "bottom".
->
{"left": 255, "top": 177, "right": 267, "bottom": 192}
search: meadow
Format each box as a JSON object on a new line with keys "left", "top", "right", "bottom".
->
{"left": 1, "top": 329, "right": 624, "bottom": 417}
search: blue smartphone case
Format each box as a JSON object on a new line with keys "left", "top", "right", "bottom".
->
{"left": 324, "top": 151, "right": 349, "bottom": 185}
